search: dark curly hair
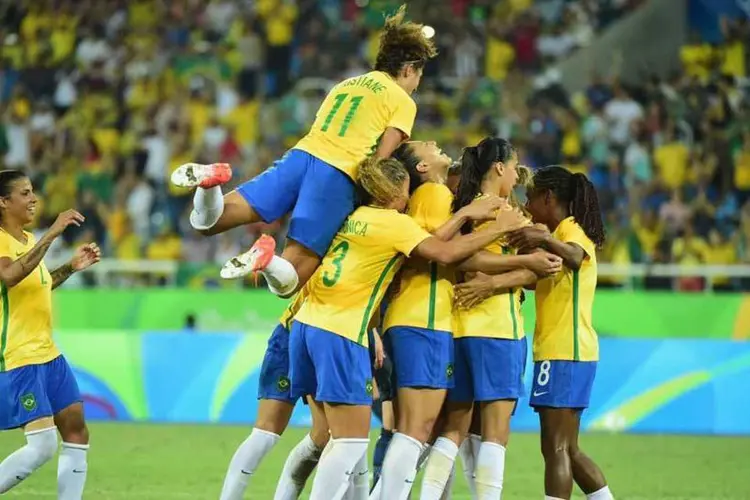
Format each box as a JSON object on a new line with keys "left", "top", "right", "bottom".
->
{"left": 374, "top": 5, "right": 438, "bottom": 77}
{"left": 533, "top": 166, "right": 606, "bottom": 248}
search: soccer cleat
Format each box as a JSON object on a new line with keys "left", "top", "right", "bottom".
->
{"left": 220, "top": 234, "right": 276, "bottom": 279}
{"left": 171, "top": 163, "right": 232, "bottom": 189}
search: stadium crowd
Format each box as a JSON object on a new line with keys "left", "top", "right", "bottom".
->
{"left": 0, "top": 0, "right": 748, "bottom": 289}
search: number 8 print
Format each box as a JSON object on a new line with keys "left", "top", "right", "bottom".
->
{"left": 537, "top": 360, "right": 551, "bottom": 387}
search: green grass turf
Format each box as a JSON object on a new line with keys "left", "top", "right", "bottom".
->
{"left": 1, "top": 423, "right": 748, "bottom": 499}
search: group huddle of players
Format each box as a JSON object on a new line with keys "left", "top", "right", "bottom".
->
{"left": 167, "top": 6, "right": 616, "bottom": 500}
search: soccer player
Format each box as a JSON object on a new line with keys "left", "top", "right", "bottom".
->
{"left": 0, "top": 170, "right": 101, "bottom": 499}
{"left": 504, "top": 166, "right": 614, "bottom": 500}
{"left": 219, "top": 288, "right": 329, "bottom": 500}
{"left": 419, "top": 138, "right": 561, "bottom": 500}
{"left": 171, "top": 5, "right": 437, "bottom": 298}
{"left": 373, "top": 140, "right": 562, "bottom": 500}
{"left": 287, "top": 157, "right": 525, "bottom": 500}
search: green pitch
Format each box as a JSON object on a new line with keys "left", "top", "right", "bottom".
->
{"left": 1, "top": 423, "right": 748, "bottom": 499}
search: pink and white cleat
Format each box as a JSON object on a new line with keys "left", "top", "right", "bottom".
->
{"left": 171, "top": 163, "right": 232, "bottom": 189}
{"left": 220, "top": 234, "right": 277, "bottom": 279}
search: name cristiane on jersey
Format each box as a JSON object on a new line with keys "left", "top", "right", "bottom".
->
{"left": 341, "top": 76, "right": 386, "bottom": 94}
{"left": 341, "top": 219, "right": 368, "bottom": 236}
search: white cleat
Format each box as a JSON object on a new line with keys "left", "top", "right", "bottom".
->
{"left": 220, "top": 235, "right": 276, "bottom": 279}
{"left": 171, "top": 162, "right": 232, "bottom": 189}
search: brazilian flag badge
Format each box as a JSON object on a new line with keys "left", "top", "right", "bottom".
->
{"left": 21, "top": 393, "right": 37, "bottom": 412}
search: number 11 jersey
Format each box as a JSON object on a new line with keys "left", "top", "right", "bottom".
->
{"left": 295, "top": 71, "right": 417, "bottom": 180}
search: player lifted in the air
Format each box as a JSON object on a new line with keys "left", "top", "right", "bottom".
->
{"left": 171, "top": 4, "right": 437, "bottom": 298}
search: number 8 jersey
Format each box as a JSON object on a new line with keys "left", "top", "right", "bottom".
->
{"left": 295, "top": 71, "right": 417, "bottom": 181}
{"left": 294, "top": 206, "right": 431, "bottom": 347}
{"left": 0, "top": 229, "right": 59, "bottom": 371}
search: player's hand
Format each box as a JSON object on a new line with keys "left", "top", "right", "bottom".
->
{"left": 70, "top": 243, "right": 101, "bottom": 271}
{"left": 494, "top": 208, "right": 527, "bottom": 233}
{"left": 525, "top": 251, "right": 562, "bottom": 277}
{"left": 506, "top": 226, "right": 551, "bottom": 251}
{"left": 454, "top": 272, "right": 495, "bottom": 309}
{"left": 47, "top": 210, "right": 85, "bottom": 239}
{"left": 372, "top": 328, "right": 385, "bottom": 370}
{"left": 460, "top": 195, "right": 508, "bottom": 222}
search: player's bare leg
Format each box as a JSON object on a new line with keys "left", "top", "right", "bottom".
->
{"left": 220, "top": 399, "right": 295, "bottom": 500}
{"left": 274, "top": 396, "right": 330, "bottom": 500}
{"left": 568, "top": 411, "right": 611, "bottom": 499}
{"left": 380, "top": 388, "right": 446, "bottom": 499}
{"left": 306, "top": 400, "right": 370, "bottom": 500}
{"left": 172, "top": 163, "right": 263, "bottom": 235}
{"left": 419, "top": 402, "right": 473, "bottom": 500}
{"left": 55, "top": 403, "right": 90, "bottom": 500}
{"left": 540, "top": 408, "right": 613, "bottom": 500}
{"left": 0, "top": 417, "right": 57, "bottom": 493}
{"left": 473, "top": 400, "right": 515, "bottom": 499}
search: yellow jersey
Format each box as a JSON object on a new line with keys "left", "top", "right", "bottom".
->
{"left": 0, "top": 230, "right": 59, "bottom": 371}
{"left": 454, "top": 200, "right": 525, "bottom": 341}
{"left": 279, "top": 285, "right": 309, "bottom": 330}
{"left": 533, "top": 217, "right": 597, "bottom": 362}
{"left": 295, "top": 206, "right": 431, "bottom": 346}
{"left": 295, "top": 71, "right": 417, "bottom": 180}
{"left": 383, "top": 183, "right": 455, "bottom": 333}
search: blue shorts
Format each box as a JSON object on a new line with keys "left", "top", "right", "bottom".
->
{"left": 529, "top": 360, "right": 597, "bottom": 410}
{"left": 0, "top": 355, "right": 81, "bottom": 430}
{"left": 237, "top": 149, "right": 356, "bottom": 257}
{"left": 257, "top": 323, "right": 296, "bottom": 404}
{"left": 448, "top": 337, "right": 527, "bottom": 403}
{"left": 289, "top": 321, "right": 373, "bottom": 405}
{"left": 387, "top": 327, "right": 454, "bottom": 390}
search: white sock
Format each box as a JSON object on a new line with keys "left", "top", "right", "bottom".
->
{"left": 380, "top": 433, "right": 422, "bottom": 500}
{"left": 0, "top": 427, "right": 58, "bottom": 493}
{"left": 419, "top": 437, "right": 458, "bottom": 500}
{"left": 310, "top": 438, "right": 369, "bottom": 500}
{"left": 586, "top": 486, "right": 614, "bottom": 499}
{"left": 439, "top": 466, "right": 455, "bottom": 500}
{"left": 57, "top": 442, "right": 88, "bottom": 500}
{"left": 344, "top": 451, "right": 370, "bottom": 500}
{"left": 220, "top": 428, "right": 280, "bottom": 500}
{"left": 261, "top": 256, "right": 300, "bottom": 297}
{"left": 274, "top": 433, "right": 325, "bottom": 500}
{"left": 458, "top": 434, "right": 479, "bottom": 497}
{"left": 475, "top": 441, "right": 506, "bottom": 499}
{"left": 190, "top": 186, "right": 224, "bottom": 230}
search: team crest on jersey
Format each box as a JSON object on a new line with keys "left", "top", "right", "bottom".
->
{"left": 365, "top": 378, "right": 374, "bottom": 395}
{"left": 21, "top": 393, "right": 37, "bottom": 412}
{"left": 277, "top": 376, "right": 290, "bottom": 392}
{"left": 446, "top": 363, "right": 454, "bottom": 378}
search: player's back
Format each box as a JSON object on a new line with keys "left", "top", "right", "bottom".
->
{"left": 295, "top": 71, "right": 417, "bottom": 181}
{"left": 0, "top": 229, "right": 59, "bottom": 371}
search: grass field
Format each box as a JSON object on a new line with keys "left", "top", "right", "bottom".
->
{"left": 1, "top": 423, "right": 749, "bottom": 499}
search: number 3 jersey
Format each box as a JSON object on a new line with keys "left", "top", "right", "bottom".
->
{"left": 294, "top": 71, "right": 417, "bottom": 181}
{"left": 0, "top": 229, "right": 59, "bottom": 371}
{"left": 294, "top": 206, "right": 431, "bottom": 348}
